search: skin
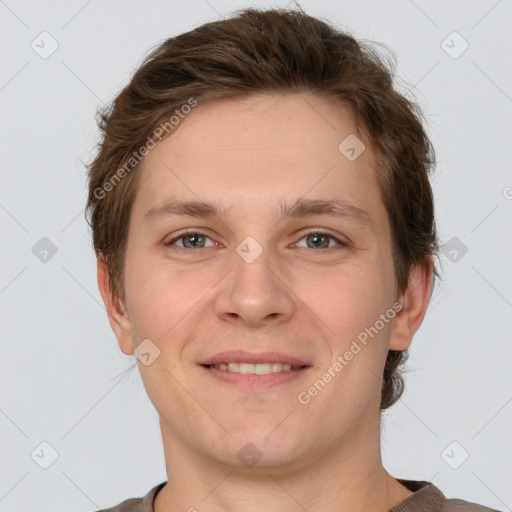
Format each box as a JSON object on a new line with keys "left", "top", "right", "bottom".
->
{"left": 97, "top": 92, "right": 433, "bottom": 512}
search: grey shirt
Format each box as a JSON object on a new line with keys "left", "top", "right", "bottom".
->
{"left": 95, "top": 479, "right": 502, "bottom": 512}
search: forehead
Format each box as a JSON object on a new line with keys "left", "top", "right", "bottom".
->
{"left": 131, "top": 92, "right": 386, "bottom": 231}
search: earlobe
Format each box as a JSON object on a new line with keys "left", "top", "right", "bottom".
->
{"left": 96, "top": 254, "right": 134, "bottom": 355}
{"left": 389, "top": 257, "right": 433, "bottom": 352}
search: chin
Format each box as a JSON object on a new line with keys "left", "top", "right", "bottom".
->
{"left": 212, "top": 429, "right": 305, "bottom": 470}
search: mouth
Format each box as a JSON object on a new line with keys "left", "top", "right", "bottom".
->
{"left": 201, "top": 362, "right": 308, "bottom": 374}
{"left": 198, "top": 351, "right": 312, "bottom": 391}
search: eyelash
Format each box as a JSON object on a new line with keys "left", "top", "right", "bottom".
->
{"left": 165, "top": 229, "right": 348, "bottom": 251}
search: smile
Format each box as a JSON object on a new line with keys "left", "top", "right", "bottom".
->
{"left": 204, "top": 362, "right": 304, "bottom": 374}
{"left": 200, "top": 363, "right": 312, "bottom": 392}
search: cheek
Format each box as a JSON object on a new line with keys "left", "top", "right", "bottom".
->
{"left": 124, "top": 256, "right": 210, "bottom": 341}
{"left": 298, "top": 264, "right": 391, "bottom": 352}
{"left": 123, "top": 256, "right": 170, "bottom": 338}
{"left": 307, "top": 263, "right": 383, "bottom": 315}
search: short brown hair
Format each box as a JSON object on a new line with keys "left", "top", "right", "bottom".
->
{"left": 85, "top": 7, "right": 441, "bottom": 412}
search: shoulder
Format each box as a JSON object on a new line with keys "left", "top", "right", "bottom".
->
{"left": 94, "top": 496, "right": 144, "bottom": 512}
{"left": 92, "top": 481, "right": 166, "bottom": 512}
{"left": 392, "top": 480, "right": 502, "bottom": 512}
{"left": 441, "top": 498, "right": 504, "bottom": 512}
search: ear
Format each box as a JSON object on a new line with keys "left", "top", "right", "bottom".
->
{"left": 389, "top": 256, "right": 433, "bottom": 351}
{"left": 97, "top": 253, "right": 134, "bottom": 355}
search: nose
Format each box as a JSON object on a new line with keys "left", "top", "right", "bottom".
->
{"left": 213, "top": 241, "right": 296, "bottom": 328}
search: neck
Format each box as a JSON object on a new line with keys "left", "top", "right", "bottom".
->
{"left": 154, "top": 415, "right": 412, "bottom": 512}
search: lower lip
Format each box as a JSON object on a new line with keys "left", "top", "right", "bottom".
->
{"left": 199, "top": 365, "right": 312, "bottom": 391}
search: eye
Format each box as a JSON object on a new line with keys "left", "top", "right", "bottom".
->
{"left": 295, "top": 231, "right": 347, "bottom": 250}
{"left": 164, "top": 230, "right": 347, "bottom": 251}
{"left": 165, "top": 231, "right": 216, "bottom": 249}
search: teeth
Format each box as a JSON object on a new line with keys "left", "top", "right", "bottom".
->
{"left": 210, "top": 362, "right": 299, "bottom": 373}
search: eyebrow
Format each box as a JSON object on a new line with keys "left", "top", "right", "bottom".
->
{"left": 143, "top": 197, "right": 375, "bottom": 231}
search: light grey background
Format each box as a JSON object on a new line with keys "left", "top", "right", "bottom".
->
{"left": 1, "top": 0, "right": 511, "bottom": 510}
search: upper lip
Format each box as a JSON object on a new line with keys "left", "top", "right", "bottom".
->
{"left": 198, "top": 350, "right": 311, "bottom": 367}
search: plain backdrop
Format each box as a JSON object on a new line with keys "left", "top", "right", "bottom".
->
{"left": 1, "top": 1, "right": 511, "bottom": 510}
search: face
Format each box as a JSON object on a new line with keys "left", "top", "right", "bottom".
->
{"left": 99, "top": 92, "right": 431, "bottom": 472}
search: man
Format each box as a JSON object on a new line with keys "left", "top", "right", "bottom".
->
{"left": 86, "top": 7, "right": 500, "bottom": 512}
